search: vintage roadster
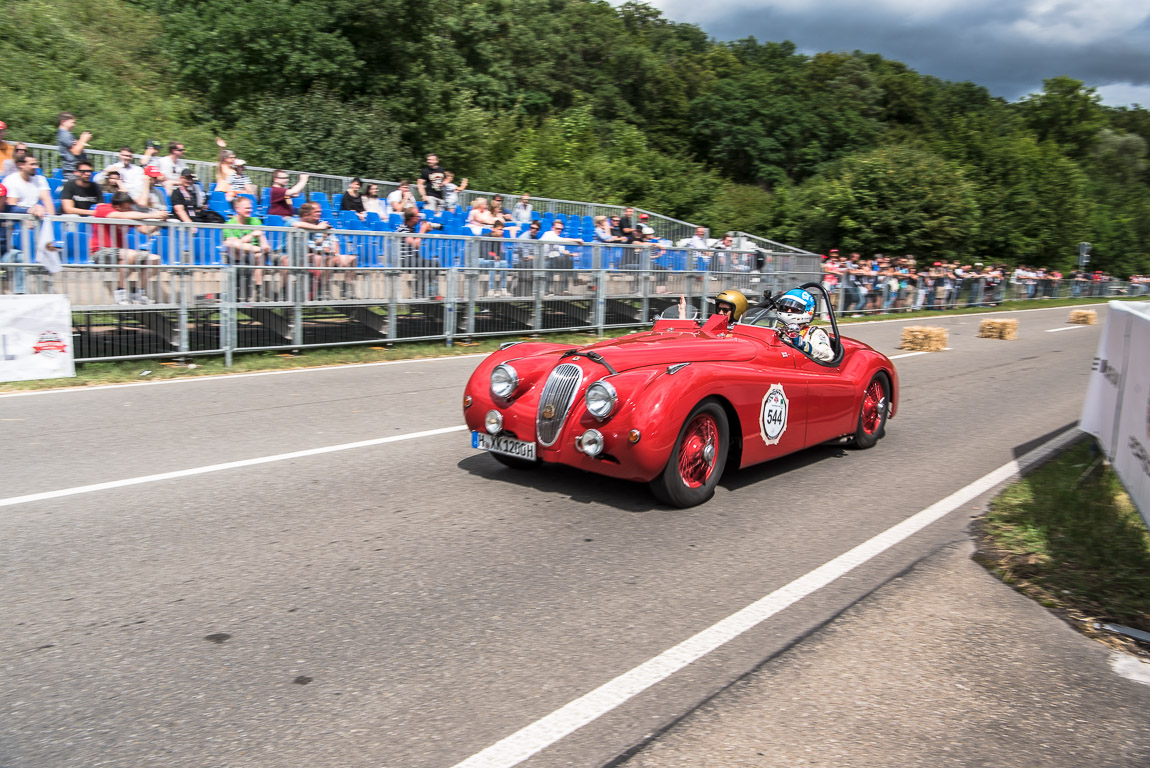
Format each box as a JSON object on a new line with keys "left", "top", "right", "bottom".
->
{"left": 462, "top": 283, "right": 898, "bottom": 507}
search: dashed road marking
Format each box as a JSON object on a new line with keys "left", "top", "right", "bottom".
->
{"left": 0, "top": 425, "right": 468, "bottom": 508}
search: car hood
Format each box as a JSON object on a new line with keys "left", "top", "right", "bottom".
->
{"left": 580, "top": 329, "right": 759, "bottom": 372}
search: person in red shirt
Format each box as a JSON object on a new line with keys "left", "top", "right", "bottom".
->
{"left": 267, "top": 169, "right": 309, "bottom": 217}
{"left": 91, "top": 192, "right": 165, "bottom": 304}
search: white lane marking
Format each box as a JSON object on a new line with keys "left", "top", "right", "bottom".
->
{"left": 889, "top": 351, "right": 930, "bottom": 359}
{"left": 1110, "top": 652, "right": 1150, "bottom": 687}
{"left": 0, "top": 354, "right": 488, "bottom": 399}
{"left": 1046, "top": 325, "right": 1089, "bottom": 333}
{"left": 450, "top": 427, "right": 1083, "bottom": 768}
{"left": 0, "top": 425, "right": 468, "bottom": 508}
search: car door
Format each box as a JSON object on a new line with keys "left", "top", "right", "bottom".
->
{"left": 791, "top": 341, "right": 858, "bottom": 445}
{"left": 728, "top": 327, "right": 810, "bottom": 468}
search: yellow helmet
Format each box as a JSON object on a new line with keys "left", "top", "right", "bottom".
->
{"left": 715, "top": 289, "right": 748, "bottom": 322}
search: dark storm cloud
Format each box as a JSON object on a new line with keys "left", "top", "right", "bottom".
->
{"left": 658, "top": 1, "right": 1150, "bottom": 102}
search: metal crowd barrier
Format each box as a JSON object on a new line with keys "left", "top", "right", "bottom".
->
{"left": 820, "top": 273, "right": 1138, "bottom": 316}
{"left": 0, "top": 213, "right": 822, "bottom": 364}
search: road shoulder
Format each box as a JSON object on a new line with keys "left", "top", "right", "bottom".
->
{"left": 622, "top": 539, "right": 1150, "bottom": 768}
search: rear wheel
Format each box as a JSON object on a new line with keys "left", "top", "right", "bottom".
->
{"left": 852, "top": 373, "right": 890, "bottom": 449}
{"left": 650, "top": 400, "right": 729, "bottom": 508}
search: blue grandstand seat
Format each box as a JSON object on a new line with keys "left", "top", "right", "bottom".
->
{"left": 51, "top": 169, "right": 64, "bottom": 180}
{"left": 103, "top": 193, "right": 113, "bottom": 203}
{"left": 333, "top": 194, "right": 343, "bottom": 209}
{"left": 48, "top": 178, "right": 63, "bottom": 193}
{"left": 65, "top": 231, "right": 90, "bottom": 264}
{"left": 260, "top": 188, "right": 272, "bottom": 207}
{"left": 309, "top": 191, "right": 329, "bottom": 205}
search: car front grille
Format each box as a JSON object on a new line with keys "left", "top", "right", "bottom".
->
{"left": 536, "top": 362, "right": 583, "bottom": 447}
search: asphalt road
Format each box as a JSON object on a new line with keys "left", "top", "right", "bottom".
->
{"left": 1, "top": 304, "right": 1144, "bottom": 768}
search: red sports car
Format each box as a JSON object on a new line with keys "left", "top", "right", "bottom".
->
{"left": 463, "top": 284, "right": 898, "bottom": 507}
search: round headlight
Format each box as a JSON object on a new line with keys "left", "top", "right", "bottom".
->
{"left": 578, "top": 429, "right": 604, "bottom": 457}
{"left": 585, "top": 380, "right": 617, "bottom": 420}
{"left": 490, "top": 363, "right": 519, "bottom": 399}
{"left": 485, "top": 410, "right": 503, "bottom": 435}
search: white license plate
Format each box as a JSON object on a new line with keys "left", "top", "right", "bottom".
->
{"left": 472, "top": 431, "right": 537, "bottom": 460}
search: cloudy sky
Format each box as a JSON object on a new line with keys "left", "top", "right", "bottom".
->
{"left": 642, "top": 0, "right": 1150, "bottom": 106}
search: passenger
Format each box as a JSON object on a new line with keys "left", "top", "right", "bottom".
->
{"left": 714, "top": 288, "right": 748, "bottom": 327}
{"left": 776, "top": 288, "right": 834, "bottom": 362}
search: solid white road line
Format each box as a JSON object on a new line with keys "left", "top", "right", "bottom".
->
{"left": 1046, "top": 325, "right": 1089, "bottom": 333}
{"left": 449, "top": 427, "right": 1083, "bottom": 768}
{"left": 0, "top": 354, "right": 488, "bottom": 399}
{"left": 0, "top": 425, "right": 468, "bottom": 509}
{"left": 888, "top": 351, "right": 930, "bottom": 359}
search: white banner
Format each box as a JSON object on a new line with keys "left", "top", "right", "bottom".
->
{"left": 0, "top": 295, "right": 76, "bottom": 382}
{"left": 1080, "top": 301, "right": 1150, "bottom": 527}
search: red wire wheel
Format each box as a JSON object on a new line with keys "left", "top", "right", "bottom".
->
{"left": 853, "top": 374, "right": 890, "bottom": 448}
{"left": 677, "top": 412, "right": 720, "bottom": 488}
{"left": 651, "top": 399, "right": 728, "bottom": 508}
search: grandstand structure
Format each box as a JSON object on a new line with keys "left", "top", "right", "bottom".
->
{"left": 3, "top": 142, "right": 820, "bottom": 365}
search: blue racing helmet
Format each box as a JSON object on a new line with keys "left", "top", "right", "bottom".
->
{"left": 777, "top": 288, "right": 816, "bottom": 325}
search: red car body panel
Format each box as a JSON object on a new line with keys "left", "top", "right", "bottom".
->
{"left": 463, "top": 314, "right": 898, "bottom": 484}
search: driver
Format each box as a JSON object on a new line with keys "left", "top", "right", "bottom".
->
{"left": 776, "top": 288, "right": 834, "bottom": 362}
{"left": 714, "top": 289, "right": 748, "bottom": 327}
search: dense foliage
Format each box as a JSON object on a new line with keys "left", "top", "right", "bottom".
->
{"left": 2, "top": 0, "right": 1147, "bottom": 273}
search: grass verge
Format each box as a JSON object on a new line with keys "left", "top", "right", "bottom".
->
{"left": 1, "top": 295, "right": 1142, "bottom": 393}
{"left": 974, "top": 440, "right": 1150, "bottom": 659}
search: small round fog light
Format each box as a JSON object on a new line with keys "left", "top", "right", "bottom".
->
{"left": 578, "top": 429, "right": 604, "bottom": 457}
{"left": 485, "top": 410, "right": 503, "bottom": 435}
{"left": 463, "top": 395, "right": 473, "bottom": 408}
{"left": 628, "top": 429, "right": 641, "bottom": 444}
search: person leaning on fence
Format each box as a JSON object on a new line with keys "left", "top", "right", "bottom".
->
{"left": 479, "top": 220, "right": 511, "bottom": 295}
{"left": 538, "top": 219, "right": 579, "bottom": 294}
{"left": 223, "top": 196, "right": 272, "bottom": 302}
{"left": 289, "top": 202, "right": 337, "bottom": 300}
{"left": 90, "top": 192, "right": 164, "bottom": 305}
{"left": 395, "top": 205, "right": 437, "bottom": 299}
{"left": 512, "top": 219, "right": 542, "bottom": 296}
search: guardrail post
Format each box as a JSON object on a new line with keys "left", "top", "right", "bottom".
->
{"left": 464, "top": 239, "right": 478, "bottom": 337}
{"left": 222, "top": 266, "right": 236, "bottom": 366}
{"left": 445, "top": 261, "right": 457, "bottom": 347}
{"left": 532, "top": 244, "right": 543, "bottom": 333}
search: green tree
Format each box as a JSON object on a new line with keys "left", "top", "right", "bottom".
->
{"left": 1017, "top": 76, "right": 1106, "bottom": 159}
{"left": 781, "top": 145, "right": 979, "bottom": 257}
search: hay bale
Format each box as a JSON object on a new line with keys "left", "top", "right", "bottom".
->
{"left": 900, "top": 325, "right": 948, "bottom": 351}
{"left": 1069, "top": 309, "right": 1097, "bottom": 325}
{"left": 978, "top": 318, "right": 1019, "bottom": 340}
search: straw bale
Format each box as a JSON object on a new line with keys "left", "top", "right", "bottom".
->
{"left": 978, "top": 318, "right": 1019, "bottom": 340}
{"left": 1069, "top": 309, "right": 1097, "bottom": 325}
{"left": 899, "top": 325, "right": 948, "bottom": 351}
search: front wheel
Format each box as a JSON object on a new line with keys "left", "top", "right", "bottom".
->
{"left": 852, "top": 373, "right": 890, "bottom": 449}
{"left": 650, "top": 400, "right": 729, "bottom": 508}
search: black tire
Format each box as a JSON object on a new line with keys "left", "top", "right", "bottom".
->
{"left": 491, "top": 452, "right": 541, "bottom": 470}
{"left": 852, "top": 373, "right": 890, "bottom": 449}
{"left": 649, "top": 400, "right": 729, "bottom": 508}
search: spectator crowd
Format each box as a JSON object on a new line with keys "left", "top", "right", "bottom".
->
{"left": 2, "top": 111, "right": 1148, "bottom": 305}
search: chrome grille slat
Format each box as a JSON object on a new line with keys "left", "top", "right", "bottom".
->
{"left": 536, "top": 363, "right": 582, "bottom": 446}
